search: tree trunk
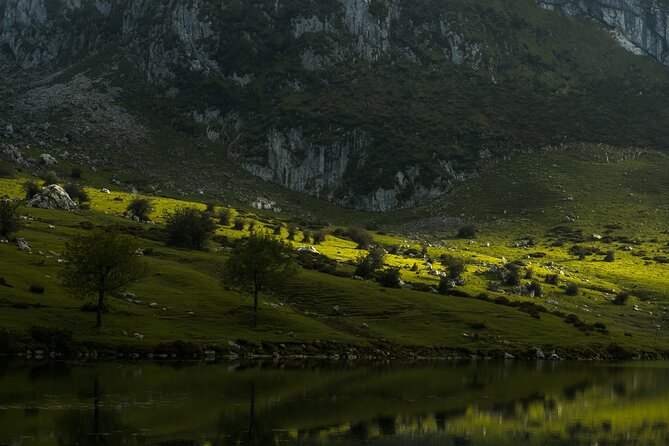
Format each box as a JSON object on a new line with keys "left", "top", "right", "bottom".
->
{"left": 96, "top": 289, "right": 104, "bottom": 329}
{"left": 252, "top": 289, "right": 258, "bottom": 329}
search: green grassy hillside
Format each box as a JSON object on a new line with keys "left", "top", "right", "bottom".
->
{"left": 0, "top": 144, "right": 668, "bottom": 360}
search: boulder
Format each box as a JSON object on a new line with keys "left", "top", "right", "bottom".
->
{"left": 504, "top": 352, "right": 515, "bottom": 360}
{"left": 16, "top": 238, "right": 31, "bottom": 252}
{"left": 39, "top": 153, "right": 58, "bottom": 167}
{"left": 27, "top": 185, "right": 78, "bottom": 211}
{"left": 548, "top": 353, "right": 561, "bottom": 361}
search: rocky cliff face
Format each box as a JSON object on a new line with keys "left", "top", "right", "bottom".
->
{"left": 2, "top": 0, "right": 669, "bottom": 211}
{"left": 537, "top": 0, "right": 669, "bottom": 63}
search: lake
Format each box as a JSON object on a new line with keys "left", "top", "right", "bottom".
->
{"left": 1, "top": 360, "right": 668, "bottom": 445}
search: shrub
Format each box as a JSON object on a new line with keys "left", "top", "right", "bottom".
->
{"left": 40, "top": 172, "right": 60, "bottom": 186}
{"left": 29, "top": 284, "right": 45, "bottom": 294}
{"left": 273, "top": 223, "right": 283, "bottom": 235}
{"left": 302, "top": 230, "right": 312, "bottom": 244}
{"left": 287, "top": 223, "right": 299, "bottom": 240}
{"left": 347, "top": 228, "right": 373, "bottom": 249}
{"left": 29, "top": 325, "right": 73, "bottom": 353}
{"left": 165, "top": 207, "right": 216, "bottom": 250}
{"left": 70, "top": 167, "right": 82, "bottom": 179}
{"left": 126, "top": 198, "right": 153, "bottom": 221}
{"left": 218, "top": 208, "right": 236, "bottom": 226}
{"left": 565, "top": 283, "right": 579, "bottom": 296}
{"left": 441, "top": 254, "right": 466, "bottom": 279}
{"left": 232, "top": 218, "right": 246, "bottom": 230}
{"left": 527, "top": 280, "right": 543, "bottom": 297}
{"left": 545, "top": 274, "right": 559, "bottom": 285}
{"left": 613, "top": 292, "right": 630, "bottom": 306}
{"left": 457, "top": 225, "right": 477, "bottom": 238}
{"left": 0, "top": 199, "right": 20, "bottom": 238}
{"left": 313, "top": 231, "right": 326, "bottom": 245}
{"left": 64, "top": 183, "right": 89, "bottom": 204}
{"left": 355, "top": 247, "right": 386, "bottom": 279}
{"left": 437, "top": 276, "right": 450, "bottom": 295}
{"left": 248, "top": 221, "right": 256, "bottom": 232}
{"left": 377, "top": 268, "right": 402, "bottom": 288}
{"left": 22, "top": 180, "right": 41, "bottom": 200}
{"left": 504, "top": 262, "right": 522, "bottom": 286}
{"left": 604, "top": 251, "right": 615, "bottom": 262}
{"left": 0, "top": 161, "right": 15, "bottom": 178}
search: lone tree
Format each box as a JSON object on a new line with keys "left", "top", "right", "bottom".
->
{"left": 60, "top": 230, "right": 148, "bottom": 328}
{"left": 355, "top": 246, "right": 386, "bottom": 279}
{"left": 165, "top": 207, "right": 216, "bottom": 249}
{"left": 0, "top": 198, "right": 20, "bottom": 238}
{"left": 223, "top": 232, "right": 298, "bottom": 328}
{"left": 126, "top": 198, "right": 153, "bottom": 221}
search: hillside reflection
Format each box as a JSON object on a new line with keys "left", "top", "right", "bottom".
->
{"left": 1, "top": 361, "right": 668, "bottom": 445}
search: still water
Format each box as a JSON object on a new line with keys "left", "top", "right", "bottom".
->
{"left": 1, "top": 360, "right": 668, "bottom": 445}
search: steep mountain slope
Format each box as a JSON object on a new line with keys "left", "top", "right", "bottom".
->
{"left": 2, "top": 0, "right": 669, "bottom": 211}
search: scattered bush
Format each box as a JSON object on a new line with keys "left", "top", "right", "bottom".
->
{"left": 0, "top": 198, "right": 20, "bottom": 238}
{"left": 347, "top": 228, "right": 374, "bottom": 249}
{"left": 29, "top": 284, "right": 45, "bottom": 294}
{"left": 355, "top": 246, "right": 386, "bottom": 279}
{"left": 565, "top": 283, "right": 580, "bottom": 296}
{"left": 527, "top": 280, "right": 543, "bottom": 297}
{"left": 70, "top": 167, "right": 82, "bottom": 179}
{"left": 287, "top": 223, "right": 298, "bottom": 240}
{"left": 218, "top": 208, "right": 236, "bottom": 226}
{"left": 248, "top": 221, "right": 256, "bottom": 232}
{"left": 0, "top": 161, "right": 15, "bottom": 178}
{"left": 613, "top": 292, "right": 630, "bottom": 306}
{"left": 302, "top": 230, "right": 312, "bottom": 244}
{"left": 22, "top": 180, "right": 41, "bottom": 200}
{"left": 545, "top": 274, "right": 559, "bottom": 285}
{"left": 437, "top": 276, "right": 450, "bottom": 295}
{"left": 165, "top": 207, "right": 216, "bottom": 250}
{"left": 64, "top": 183, "right": 89, "bottom": 204}
{"left": 377, "top": 267, "right": 402, "bottom": 288}
{"left": 40, "top": 172, "right": 60, "bottom": 186}
{"left": 457, "top": 225, "right": 477, "bottom": 238}
{"left": 504, "top": 262, "right": 522, "bottom": 286}
{"left": 441, "top": 254, "right": 466, "bottom": 279}
{"left": 79, "top": 221, "right": 94, "bottom": 230}
{"left": 29, "top": 325, "right": 73, "bottom": 353}
{"left": 232, "top": 218, "right": 246, "bottom": 230}
{"left": 313, "top": 231, "right": 326, "bottom": 245}
{"left": 604, "top": 251, "right": 615, "bottom": 262}
{"left": 126, "top": 198, "right": 153, "bottom": 221}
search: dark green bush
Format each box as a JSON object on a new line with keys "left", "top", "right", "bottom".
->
{"left": 457, "top": 225, "right": 477, "bottom": 238}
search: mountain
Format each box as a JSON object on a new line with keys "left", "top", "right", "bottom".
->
{"left": 2, "top": 0, "right": 669, "bottom": 211}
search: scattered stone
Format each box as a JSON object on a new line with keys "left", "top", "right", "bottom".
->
{"left": 16, "top": 238, "right": 31, "bottom": 252}
{"left": 504, "top": 352, "right": 515, "bottom": 359}
{"left": 39, "top": 153, "right": 58, "bottom": 167}
{"left": 297, "top": 245, "right": 319, "bottom": 254}
{"left": 101, "top": 188, "right": 111, "bottom": 194}
{"left": 549, "top": 353, "right": 561, "bottom": 361}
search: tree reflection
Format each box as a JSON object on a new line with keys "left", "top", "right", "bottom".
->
{"left": 55, "top": 375, "right": 125, "bottom": 446}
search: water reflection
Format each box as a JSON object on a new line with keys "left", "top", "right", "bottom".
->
{"left": 0, "top": 361, "right": 668, "bottom": 445}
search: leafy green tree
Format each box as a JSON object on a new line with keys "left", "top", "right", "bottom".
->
{"left": 218, "top": 207, "right": 236, "bottom": 226}
{"left": 64, "top": 183, "right": 90, "bottom": 205}
{"left": 60, "top": 230, "right": 148, "bottom": 328}
{"left": 126, "top": 198, "right": 153, "bottom": 221}
{"left": 0, "top": 198, "right": 20, "bottom": 238}
{"left": 165, "top": 207, "right": 216, "bottom": 249}
{"left": 22, "top": 179, "right": 41, "bottom": 200}
{"left": 355, "top": 246, "right": 386, "bottom": 278}
{"left": 223, "top": 232, "right": 298, "bottom": 328}
{"left": 441, "top": 254, "right": 466, "bottom": 279}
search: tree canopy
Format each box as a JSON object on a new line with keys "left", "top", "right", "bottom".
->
{"left": 223, "top": 232, "right": 298, "bottom": 328}
{"left": 60, "top": 229, "right": 148, "bottom": 328}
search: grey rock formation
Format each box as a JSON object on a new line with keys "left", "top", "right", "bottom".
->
{"left": 537, "top": 0, "right": 669, "bottom": 64}
{"left": 27, "top": 185, "right": 78, "bottom": 210}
